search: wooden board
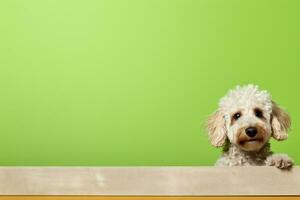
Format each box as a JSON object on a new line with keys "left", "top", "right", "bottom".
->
{"left": 0, "top": 196, "right": 300, "bottom": 200}
{"left": 0, "top": 167, "right": 299, "bottom": 196}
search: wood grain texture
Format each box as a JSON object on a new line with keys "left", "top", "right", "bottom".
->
{"left": 0, "top": 196, "right": 300, "bottom": 200}
{"left": 0, "top": 167, "right": 299, "bottom": 195}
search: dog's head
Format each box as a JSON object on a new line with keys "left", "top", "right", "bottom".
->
{"left": 206, "top": 85, "right": 291, "bottom": 152}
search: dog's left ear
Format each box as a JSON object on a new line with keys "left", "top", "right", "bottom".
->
{"left": 271, "top": 101, "right": 291, "bottom": 141}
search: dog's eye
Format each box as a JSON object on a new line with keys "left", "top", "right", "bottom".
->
{"left": 254, "top": 109, "right": 263, "bottom": 118}
{"left": 232, "top": 112, "right": 241, "bottom": 120}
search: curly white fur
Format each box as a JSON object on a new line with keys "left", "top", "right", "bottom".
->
{"left": 207, "top": 84, "right": 293, "bottom": 169}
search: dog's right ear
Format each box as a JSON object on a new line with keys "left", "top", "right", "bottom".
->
{"left": 206, "top": 110, "right": 227, "bottom": 147}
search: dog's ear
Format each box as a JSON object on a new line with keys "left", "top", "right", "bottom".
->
{"left": 206, "top": 110, "right": 227, "bottom": 147}
{"left": 271, "top": 101, "right": 291, "bottom": 141}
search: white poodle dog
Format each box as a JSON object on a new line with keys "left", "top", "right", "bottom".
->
{"left": 206, "top": 84, "right": 293, "bottom": 169}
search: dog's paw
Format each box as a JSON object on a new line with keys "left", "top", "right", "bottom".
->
{"left": 265, "top": 154, "right": 293, "bottom": 169}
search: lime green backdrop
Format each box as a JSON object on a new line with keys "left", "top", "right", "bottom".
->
{"left": 0, "top": 0, "right": 299, "bottom": 166}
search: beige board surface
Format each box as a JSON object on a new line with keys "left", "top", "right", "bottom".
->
{"left": 0, "top": 167, "right": 299, "bottom": 195}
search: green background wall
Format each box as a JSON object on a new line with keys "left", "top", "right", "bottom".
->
{"left": 0, "top": 0, "right": 299, "bottom": 166}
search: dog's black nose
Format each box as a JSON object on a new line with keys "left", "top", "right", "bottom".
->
{"left": 245, "top": 127, "right": 257, "bottom": 138}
